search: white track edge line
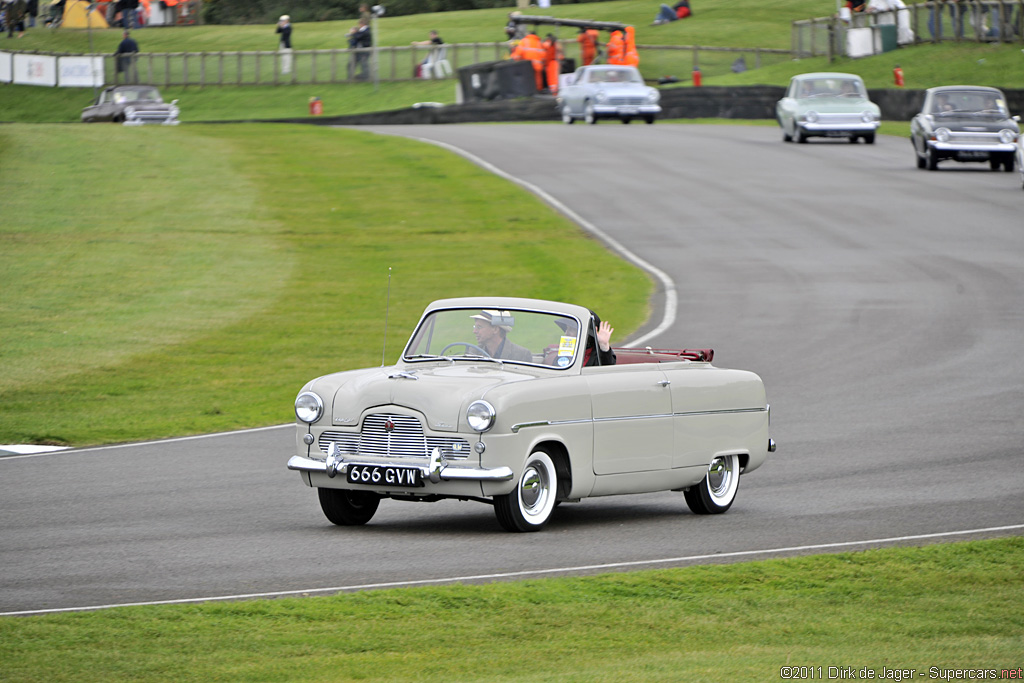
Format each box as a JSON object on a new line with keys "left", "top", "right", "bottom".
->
{"left": 4, "top": 524, "right": 1022, "bottom": 617}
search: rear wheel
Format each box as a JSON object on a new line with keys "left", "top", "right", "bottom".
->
{"left": 318, "top": 488, "right": 380, "bottom": 526}
{"left": 494, "top": 450, "right": 558, "bottom": 532}
{"left": 684, "top": 454, "right": 741, "bottom": 515}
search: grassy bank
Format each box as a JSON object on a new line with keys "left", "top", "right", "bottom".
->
{"left": 2, "top": 0, "right": 1022, "bottom": 123}
{"left": 0, "top": 123, "right": 650, "bottom": 446}
{"left": 2, "top": 537, "right": 1022, "bottom": 681}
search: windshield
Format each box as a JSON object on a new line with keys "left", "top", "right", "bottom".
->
{"left": 587, "top": 68, "right": 642, "bottom": 84}
{"left": 794, "top": 78, "right": 866, "bottom": 99}
{"left": 403, "top": 308, "right": 583, "bottom": 369}
{"left": 930, "top": 90, "right": 1008, "bottom": 117}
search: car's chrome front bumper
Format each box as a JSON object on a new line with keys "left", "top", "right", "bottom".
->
{"left": 594, "top": 104, "right": 661, "bottom": 116}
{"left": 927, "top": 141, "right": 1016, "bottom": 153}
{"left": 801, "top": 121, "right": 879, "bottom": 132}
{"left": 288, "top": 445, "right": 514, "bottom": 484}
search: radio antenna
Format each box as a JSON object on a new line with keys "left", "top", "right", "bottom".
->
{"left": 381, "top": 267, "right": 392, "bottom": 367}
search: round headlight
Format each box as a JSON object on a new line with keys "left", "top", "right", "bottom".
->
{"left": 934, "top": 127, "right": 951, "bottom": 143}
{"left": 295, "top": 392, "right": 324, "bottom": 424}
{"left": 466, "top": 400, "right": 495, "bottom": 433}
{"left": 861, "top": 110, "right": 876, "bottom": 123}
{"left": 595, "top": 90, "right": 607, "bottom": 103}
{"left": 804, "top": 111, "right": 819, "bottom": 123}
{"left": 999, "top": 128, "right": 1017, "bottom": 144}
{"left": 647, "top": 89, "right": 660, "bottom": 104}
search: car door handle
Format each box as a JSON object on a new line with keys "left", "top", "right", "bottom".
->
{"left": 657, "top": 380, "right": 671, "bottom": 387}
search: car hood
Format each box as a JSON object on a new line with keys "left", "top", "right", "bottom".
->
{"left": 310, "top": 363, "right": 535, "bottom": 432}
{"left": 928, "top": 115, "right": 1018, "bottom": 132}
{"left": 794, "top": 97, "right": 878, "bottom": 113}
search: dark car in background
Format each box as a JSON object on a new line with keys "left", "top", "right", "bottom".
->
{"left": 81, "top": 85, "right": 180, "bottom": 125}
{"left": 911, "top": 85, "right": 1019, "bottom": 171}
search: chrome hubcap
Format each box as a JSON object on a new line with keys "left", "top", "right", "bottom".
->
{"left": 707, "top": 456, "right": 733, "bottom": 498}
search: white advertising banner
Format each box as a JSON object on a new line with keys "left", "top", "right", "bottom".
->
{"left": 0, "top": 51, "right": 12, "bottom": 84}
{"left": 58, "top": 56, "right": 105, "bottom": 87}
{"left": 13, "top": 53, "right": 58, "bottom": 87}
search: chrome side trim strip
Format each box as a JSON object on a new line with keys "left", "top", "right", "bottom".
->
{"left": 510, "top": 407, "right": 767, "bottom": 433}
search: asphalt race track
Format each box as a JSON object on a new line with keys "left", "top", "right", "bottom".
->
{"left": 3, "top": 124, "right": 1023, "bottom": 615}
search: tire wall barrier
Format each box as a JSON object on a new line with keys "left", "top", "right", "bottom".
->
{"left": 272, "top": 86, "right": 1024, "bottom": 126}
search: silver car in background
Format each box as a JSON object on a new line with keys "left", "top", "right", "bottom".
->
{"left": 776, "top": 72, "right": 880, "bottom": 144}
{"left": 557, "top": 65, "right": 661, "bottom": 125}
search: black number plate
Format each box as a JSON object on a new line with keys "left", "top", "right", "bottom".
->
{"left": 346, "top": 464, "right": 424, "bottom": 488}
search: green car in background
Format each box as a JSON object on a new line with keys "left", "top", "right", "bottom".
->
{"left": 776, "top": 72, "right": 881, "bottom": 144}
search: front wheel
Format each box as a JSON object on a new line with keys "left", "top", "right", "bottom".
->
{"left": 318, "top": 488, "right": 381, "bottom": 526}
{"left": 561, "top": 105, "right": 574, "bottom": 125}
{"left": 584, "top": 103, "right": 597, "bottom": 125}
{"left": 494, "top": 450, "right": 558, "bottom": 532}
{"left": 684, "top": 454, "right": 740, "bottom": 515}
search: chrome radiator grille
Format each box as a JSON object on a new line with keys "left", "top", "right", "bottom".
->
{"left": 318, "top": 413, "right": 471, "bottom": 460}
{"left": 818, "top": 113, "right": 864, "bottom": 125}
{"left": 608, "top": 96, "right": 646, "bottom": 106}
{"left": 945, "top": 131, "right": 1000, "bottom": 145}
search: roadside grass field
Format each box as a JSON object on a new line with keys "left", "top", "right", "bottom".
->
{"left": 0, "top": 122, "right": 650, "bottom": 446}
{"left": 2, "top": 537, "right": 1022, "bottom": 681}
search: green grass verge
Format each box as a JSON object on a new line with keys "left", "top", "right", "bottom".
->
{"left": 2, "top": 537, "right": 1022, "bottom": 681}
{"left": 0, "top": 123, "right": 650, "bottom": 446}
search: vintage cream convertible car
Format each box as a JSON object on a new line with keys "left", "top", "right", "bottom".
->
{"left": 287, "top": 298, "right": 774, "bottom": 532}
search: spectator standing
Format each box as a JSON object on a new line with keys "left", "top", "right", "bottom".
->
{"left": 576, "top": 27, "right": 599, "bottom": 66}
{"left": 605, "top": 29, "right": 625, "bottom": 65}
{"left": 5, "top": 0, "right": 27, "bottom": 38}
{"left": 347, "top": 18, "right": 371, "bottom": 80}
{"left": 25, "top": 0, "right": 36, "bottom": 27}
{"left": 510, "top": 27, "right": 545, "bottom": 92}
{"left": 115, "top": 29, "right": 138, "bottom": 82}
{"left": 276, "top": 14, "right": 292, "bottom": 75}
{"left": 541, "top": 33, "right": 563, "bottom": 94}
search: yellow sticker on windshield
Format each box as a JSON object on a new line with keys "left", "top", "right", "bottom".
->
{"left": 558, "top": 336, "right": 578, "bottom": 356}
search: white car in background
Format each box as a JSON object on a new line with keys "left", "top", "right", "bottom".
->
{"left": 557, "top": 65, "right": 661, "bottom": 125}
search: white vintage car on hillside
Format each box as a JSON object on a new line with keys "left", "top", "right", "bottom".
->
{"left": 287, "top": 297, "right": 774, "bottom": 532}
{"left": 557, "top": 65, "right": 661, "bottom": 125}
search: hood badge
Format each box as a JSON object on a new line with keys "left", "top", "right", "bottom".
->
{"left": 384, "top": 419, "right": 395, "bottom": 433}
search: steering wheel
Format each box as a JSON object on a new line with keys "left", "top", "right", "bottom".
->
{"left": 441, "top": 342, "right": 492, "bottom": 358}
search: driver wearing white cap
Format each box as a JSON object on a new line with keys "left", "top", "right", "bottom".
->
{"left": 471, "top": 310, "right": 532, "bottom": 362}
